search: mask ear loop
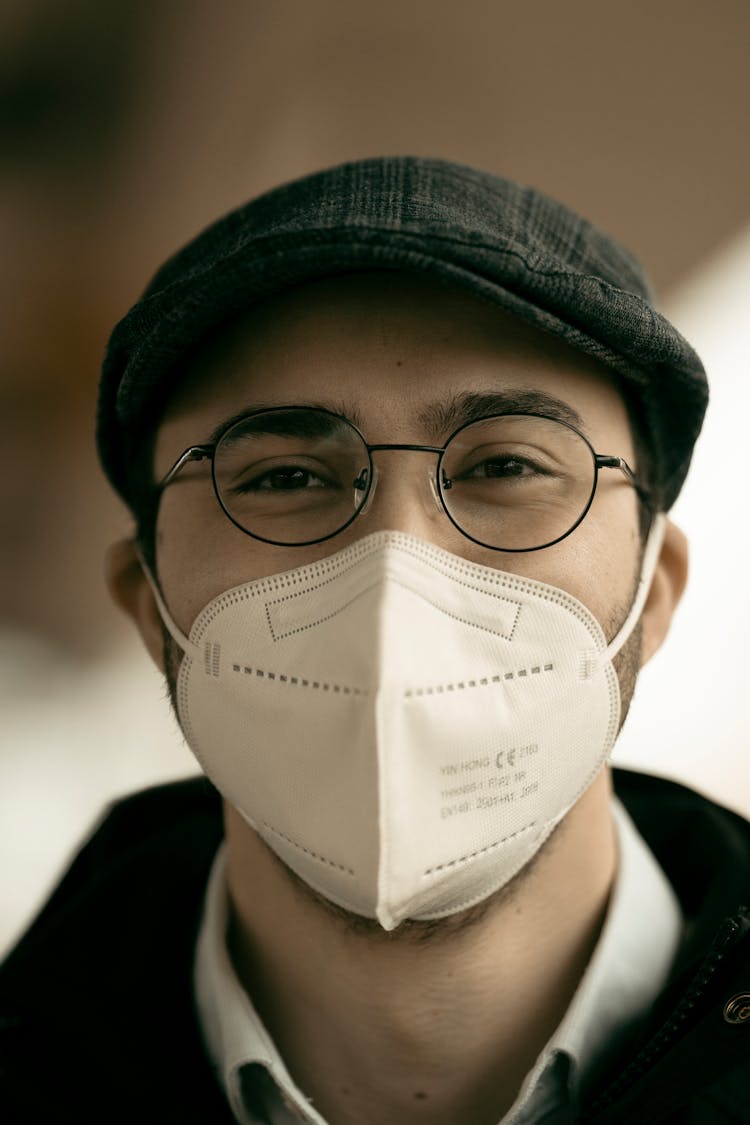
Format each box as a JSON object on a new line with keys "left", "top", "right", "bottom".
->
{"left": 134, "top": 548, "right": 198, "bottom": 658}
{"left": 598, "top": 512, "right": 667, "bottom": 668}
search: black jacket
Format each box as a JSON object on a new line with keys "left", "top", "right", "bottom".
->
{"left": 1, "top": 770, "right": 748, "bottom": 1124}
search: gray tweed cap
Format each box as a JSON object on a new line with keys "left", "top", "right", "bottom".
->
{"left": 97, "top": 156, "right": 708, "bottom": 510}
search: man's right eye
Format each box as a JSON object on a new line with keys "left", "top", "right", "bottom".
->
{"left": 235, "top": 465, "right": 331, "bottom": 492}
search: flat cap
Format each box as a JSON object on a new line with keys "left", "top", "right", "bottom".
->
{"left": 97, "top": 156, "right": 708, "bottom": 509}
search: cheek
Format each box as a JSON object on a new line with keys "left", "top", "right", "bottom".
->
{"left": 154, "top": 485, "right": 333, "bottom": 632}
{"left": 154, "top": 487, "right": 238, "bottom": 631}
{"left": 512, "top": 498, "right": 642, "bottom": 631}
{"left": 573, "top": 506, "right": 642, "bottom": 629}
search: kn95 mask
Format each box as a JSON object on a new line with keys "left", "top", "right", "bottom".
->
{"left": 147, "top": 520, "right": 665, "bottom": 930}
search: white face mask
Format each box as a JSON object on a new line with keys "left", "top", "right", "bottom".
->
{"left": 149, "top": 519, "right": 665, "bottom": 931}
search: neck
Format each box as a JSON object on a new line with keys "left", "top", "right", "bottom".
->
{"left": 224, "top": 770, "right": 617, "bottom": 1125}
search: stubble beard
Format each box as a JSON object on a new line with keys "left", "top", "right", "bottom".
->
{"left": 160, "top": 596, "right": 643, "bottom": 946}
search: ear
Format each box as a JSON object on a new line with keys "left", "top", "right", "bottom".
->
{"left": 640, "top": 519, "right": 688, "bottom": 667}
{"left": 105, "top": 539, "right": 166, "bottom": 672}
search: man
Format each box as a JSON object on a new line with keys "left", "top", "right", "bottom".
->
{"left": 1, "top": 158, "right": 748, "bottom": 1124}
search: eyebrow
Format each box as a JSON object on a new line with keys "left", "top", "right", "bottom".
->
{"left": 216, "top": 406, "right": 350, "bottom": 447}
{"left": 201, "top": 403, "right": 333, "bottom": 448}
{"left": 415, "top": 390, "right": 585, "bottom": 440}
{"left": 200, "top": 389, "right": 586, "bottom": 448}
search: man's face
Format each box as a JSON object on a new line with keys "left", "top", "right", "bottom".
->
{"left": 107, "top": 270, "right": 688, "bottom": 937}
{"left": 151, "top": 272, "right": 643, "bottom": 652}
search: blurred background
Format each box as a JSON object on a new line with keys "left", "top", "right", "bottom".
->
{"left": 1, "top": 0, "right": 749, "bottom": 955}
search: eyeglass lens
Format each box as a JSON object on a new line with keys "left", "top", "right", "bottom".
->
{"left": 212, "top": 408, "right": 597, "bottom": 549}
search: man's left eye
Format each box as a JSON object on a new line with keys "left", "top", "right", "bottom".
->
{"left": 466, "top": 457, "right": 540, "bottom": 479}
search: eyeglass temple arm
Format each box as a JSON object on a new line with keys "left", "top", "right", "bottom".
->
{"left": 158, "top": 445, "right": 214, "bottom": 491}
{"left": 595, "top": 454, "right": 651, "bottom": 505}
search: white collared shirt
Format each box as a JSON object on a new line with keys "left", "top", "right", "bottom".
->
{"left": 194, "top": 795, "right": 683, "bottom": 1124}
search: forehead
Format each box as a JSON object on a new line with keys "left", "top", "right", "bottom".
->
{"left": 155, "top": 272, "right": 633, "bottom": 463}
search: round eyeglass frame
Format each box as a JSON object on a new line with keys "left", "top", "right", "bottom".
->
{"left": 156, "top": 405, "right": 650, "bottom": 553}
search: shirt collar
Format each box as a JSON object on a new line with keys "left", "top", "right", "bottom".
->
{"left": 194, "top": 793, "right": 683, "bottom": 1125}
{"left": 554, "top": 796, "right": 683, "bottom": 1082}
{"left": 194, "top": 846, "right": 326, "bottom": 1123}
{"left": 506, "top": 795, "right": 683, "bottom": 1122}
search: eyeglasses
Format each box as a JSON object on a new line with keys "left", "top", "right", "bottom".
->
{"left": 157, "top": 406, "right": 649, "bottom": 552}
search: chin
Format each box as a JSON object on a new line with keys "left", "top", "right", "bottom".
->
{"left": 273, "top": 823, "right": 566, "bottom": 946}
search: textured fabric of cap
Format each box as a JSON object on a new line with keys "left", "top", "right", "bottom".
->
{"left": 97, "top": 156, "right": 708, "bottom": 510}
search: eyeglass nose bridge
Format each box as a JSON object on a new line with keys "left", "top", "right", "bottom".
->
{"left": 355, "top": 442, "right": 447, "bottom": 520}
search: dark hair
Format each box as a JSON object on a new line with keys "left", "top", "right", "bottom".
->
{"left": 619, "top": 380, "right": 661, "bottom": 538}
{"left": 126, "top": 426, "right": 161, "bottom": 575}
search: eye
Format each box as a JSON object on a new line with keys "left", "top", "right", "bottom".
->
{"left": 476, "top": 457, "right": 533, "bottom": 478}
{"left": 460, "top": 454, "right": 547, "bottom": 481}
{"left": 232, "top": 462, "right": 334, "bottom": 494}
